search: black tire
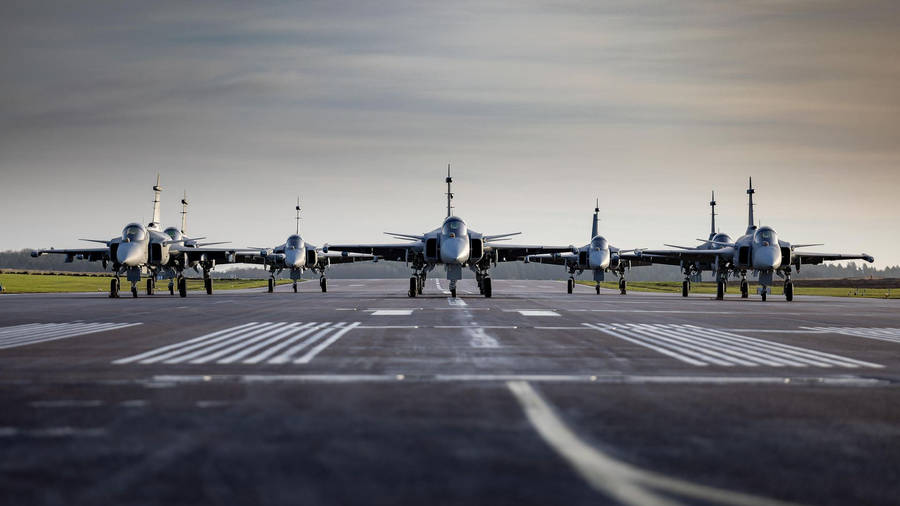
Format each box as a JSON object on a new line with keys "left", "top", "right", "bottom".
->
{"left": 451, "top": 288, "right": 457, "bottom": 298}
{"left": 131, "top": 286, "right": 138, "bottom": 298}
{"left": 716, "top": 280, "right": 725, "bottom": 300}
{"left": 596, "top": 284, "right": 601, "bottom": 295}
{"left": 682, "top": 281, "right": 689, "bottom": 297}
{"left": 146, "top": 278, "right": 153, "bottom": 296}
{"left": 321, "top": 278, "right": 327, "bottom": 293}
{"left": 178, "top": 277, "right": 187, "bottom": 298}
{"left": 109, "top": 278, "right": 119, "bottom": 298}
{"left": 761, "top": 291, "right": 767, "bottom": 302}
{"left": 417, "top": 277, "right": 423, "bottom": 295}
{"left": 741, "top": 281, "right": 749, "bottom": 299}
{"left": 785, "top": 282, "right": 793, "bottom": 302}
{"left": 267, "top": 278, "right": 274, "bottom": 293}
{"left": 567, "top": 278, "right": 574, "bottom": 294}
{"left": 408, "top": 277, "right": 417, "bottom": 297}
{"left": 619, "top": 279, "right": 626, "bottom": 295}
{"left": 483, "top": 277, "right": 492, "bottom": 298}
{"left": 204, "top": 278, "right": 213, "bottom": 295}
{"left": 293, "top": 283, "right": 298, "bottom": 293}
{"left": 169, "top": 282, "right": 174, "bottom": 295}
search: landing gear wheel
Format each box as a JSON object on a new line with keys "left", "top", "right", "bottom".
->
{"left": 109, "top": 278, "right": 119, "bottom": 298}
{"left": 483, "top": 277, "right": 492, "bottom": 298}
{"left": 596, "top": 284, "right": 601, "bottom": 295}
{"left": 417, "top": 277, "right": 424, "bottom": 295}
{"left": 146, "top": 278, "right": 153, "bottom": 295}
{"left": 784, "top": 282, "right": 793, "bottom": 302}
{"left": 131, "top": 286, "right": 138, "bottom": 298}
{"left": 204, "top": 278, "right": 213, "bottom": 295}
{"left": 451, "top": 288, "right": 457, "bottom": 298}
{"left": 320, "top": 278, "right": 327, "bottom": 293}
{"left": 682, "top": 280, "right": 689, "bottom": 298}
{"left": 619, "top": 278, "right": 627, "bottom": 295}
{"left": 293, "top": 282, "right": 298, "bottom": 293}
{"left": 761, "top": 291, "right": 767, "bottom": 302}
{"left": 168, "top": 281, "right": 174, "bottom": 295}
{"left": 267, "top": 278, "right": 275, "bottom": 293}
{"left": 567, "top": 278, "right": 574, "bottom": 294}
{"left": 408, "top": 277, "right": 417, "bottom": 297}
{"left": 178, "top": 277, "right": 187, "bottom": 298}
{"left": 740, "top": 280, "right": 749, "bottom": 299}
{"left": 716, "top": 280, "right": 725, "bottom": 300}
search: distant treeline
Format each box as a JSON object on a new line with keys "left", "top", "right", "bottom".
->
{"left": 2, "top": 249, "right": 896, "bottom": 281}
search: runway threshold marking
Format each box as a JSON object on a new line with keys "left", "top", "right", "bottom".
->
{"left": 371, "top": 310, "right": 415, "bottom": 316}
{"left": 112, "top": 322, "right": 360, "bottom": 365}
{"left": 585, "top": 323, "right": 883, "bottom": 368}
{"left": 801, "top": 327, "right": 900, "bottom": 344}
{"left": 0, "top": 322, "right": 142, "bottom": 350}
{"left": 507, "top": 381, "right": 799, "bottom": 506}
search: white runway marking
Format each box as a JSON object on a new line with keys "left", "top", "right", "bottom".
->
{"left": 0, "top": 322, "right": 141, "bottom": 350}
{"left": 585, "top": 323, "right": 883, "bottom": 368}
{"left": 371, "top": 310, "right": 414, "bottom": 316}
{"left": 112, "top": 322, "right": 360, "bottom": 365}
{"left": 434, "top": 279, "right": 450, "bottom": 294}
{"left": 507, "top": 381, "right": 799, "bottom": 506}
{"left": 801, "top": 327, "right": 900, "bottom": 344}
{"left": 448, "top": 297, "right": 467, "bottom": 306}
{"left": 466, "top": 327, "right": 500, "bottom": 348}
{"left": 518, "top": 310, "right": 560, "bottom": 317}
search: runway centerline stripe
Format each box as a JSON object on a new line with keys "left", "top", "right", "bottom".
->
{"left": 507, "top": 381, "right": 800, "bottom": 506}
{"left": 0, "top": 322, "right": 141, "bottom": 350}
{"left": 586, "top": 323, "right": 882, "bottom": 368}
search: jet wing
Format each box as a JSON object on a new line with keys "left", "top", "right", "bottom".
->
{"left": 323, "top": 243, "right": 423, "bottom": 262}
{"left": 486, "top": 244, "right": 575, "bottom": 262}
{"left": 631, "top": 247, "right": 734, "bottom": 266}
{"left": 173, "top": 245, "right": 250, "bottom": 265}
{"left": 317, "top": 251, "right": 376, "bottom": 265}
{"left": 31, "top": 248, "right": 110, "bottom": 262}
{"left": 793, "top": 252, "right": 874, "bottom": 265}
{"left": 526, "top": 252, "right": 577, "bottom": 266}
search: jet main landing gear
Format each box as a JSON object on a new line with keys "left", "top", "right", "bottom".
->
{"left": 109, "top": 277, "right": 120, "bottom": 298}
{"left": 740, "top": 271, "right": 749, "bottom": 299}
{"left": 177, "top": 276, "right": 187, "bottom": 298}
{"left": 408, "top": 276, "right": 418, "bottom": 298}
{"left": 146, "top": 278, "right": 154, "bottom": 296}
{"left": 320, "top": 276, "right": 327, "bottom": 293}
{"left": 567, "top": 277, "right": 574, "bottom": 294}
{"left": 595, "top": 283, "right": 601, "bottom": 295}
{"left": 618, "top": 277, "right": 627, "bottom": 295}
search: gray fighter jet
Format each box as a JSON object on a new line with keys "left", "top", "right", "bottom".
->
{"left": 32, "top": 177, "right": 244, "bottom": 298}
{"left": 631, "top": 191, "right": 735, "bottom": 297}
{"left": 525, "top": 200, "right": 647, "bottom": 295}
{"left": 324, "top": 166, "right": 574, "bottom": 298}
{"left": 635, "top": 179, "right": 874, "bottom": 301}
{"left": 236, "top": 199, "right": 375, "bottom": 293}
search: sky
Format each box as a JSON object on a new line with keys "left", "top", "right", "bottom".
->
{"left": 2, "top": 1, "right": 898, "bottom": 266}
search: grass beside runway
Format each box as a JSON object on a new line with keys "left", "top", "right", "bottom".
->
{"left": 577, "top": 280, "right": 900, "bottom": 299}
{"left": 0, "top": 273, "right": 298, "bottom": 294}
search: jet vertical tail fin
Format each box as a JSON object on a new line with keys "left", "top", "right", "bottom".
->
{"left": 295, "top": 197, "right": 302, "bottom": 235}
{"left": 746, "top": 177, "right": 756, "bottom": 235}
{"left": 180, "top": 191, "right": 188, "bottom": 234}
{"left": 445, "top": 163, "right": 454, "bottom": 218}
{"left": 149, "top": 174, "right": 162, "bottom": 230}
{"left": 591, "top": 198, "right": 600, "bottom": 240}
{"left": 709, "top": 190, "right": 717, "bottom": 240}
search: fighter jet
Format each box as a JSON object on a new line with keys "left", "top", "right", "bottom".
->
{"left": 631, "top": 191, "right": 735, "bottom": 297}
{"left": 634, "top": 178, "right": 875, "bottom": 301}
{"left": 323, "top": 166, "right": 574, "bottom": 298}
{"left": 236, "top": 199, "right": 375, "bottom": 293}
{"left": 32, "top": 176, "right": 244, "bottom": 298}
{"left": 525, "top": 200, "right": 647, "bottom": 295}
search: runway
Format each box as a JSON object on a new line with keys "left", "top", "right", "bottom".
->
{"left": 1, "top": 278, "right": 898, "bottom": 505}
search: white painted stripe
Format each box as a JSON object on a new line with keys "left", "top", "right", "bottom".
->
{"left": 216, "top": 323, "right": 312, "bottom": 364}
{"left": 0, "top": 323, "right": 140, "bottom": 350}
{"left": 243, "top": 323, "right": 331, "bottom": 364}
{"left": 268, "top": 324, "right": 340, "bottom": 364}
{"left": 293, "top": 322, "right": 360, "bottom": 364}
{"left": 113, "top": 322, "right": 258, "bottom": 364}
{"left": 614, "top": 325, "right": 738, "bottom": 367}
{"left": 518, "top": 310, "right": 560, "bottom": 317}
{"left": 188, "top": 322, "right": 293, "bottom": 364}
{"left": 371, "top": 310, "right": 414, "bottom": 316}
{"left": 625, "top": 324, "right": 759, "bottom": 367}
{"left": 585, "top": 324, "right": 708, "bottom": 367}
{"left": 676, "top": 326, "right": 828, "bottom": 367}
{"left": 673, "top": 326, "right": 811, "bottom": 367}
{"left": 161, "top": 323, "right": 282, "bottom": 364}
{"left": 356, "top": 325, "right": 420, "bottom": 329}
{"left": 467, "top": 327, "right": 500, "bottom": 348}
{"left": 448, "top": 297, "right": 467, "bottom": 306}
{"left": 507, "top": 381, "right": 800, "bottom": 506}
{"left": 434, "top": 325, "right": 517, "bottom": 329}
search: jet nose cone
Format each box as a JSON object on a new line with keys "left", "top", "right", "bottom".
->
{"left": 440, "top": 238, "right": 470, "bottom": 265}
{"left": 589, "top": 250, "right": 610, "bottom": 270}
{"left": 285, "top": 250, "right": 304, "bottom": 268}
{"left": 117, "top": 243, "right": 145, "bottom": 267}
{"left": 753, "top": 246, "right": 782, "bottom": 270}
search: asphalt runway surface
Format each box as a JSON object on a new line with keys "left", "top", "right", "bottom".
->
{"left": 1, "top": 278, "right": 898, "bottom": 506}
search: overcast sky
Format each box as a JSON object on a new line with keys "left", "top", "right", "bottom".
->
{"left": 2, "top": 1, "right": 898, "bottom": 266}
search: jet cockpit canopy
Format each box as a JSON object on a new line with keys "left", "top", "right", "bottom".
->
{"left": 442, "top": 217, "right": 467, "bottom": 238}
{"left": 590, "top": 236, "right": 609, "bottom": 250}
{"left": 286, "top": 234, "right": 303, "bottom": 249}
{"left": 122, "top": 223, "right": 147, "bottom": 242}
